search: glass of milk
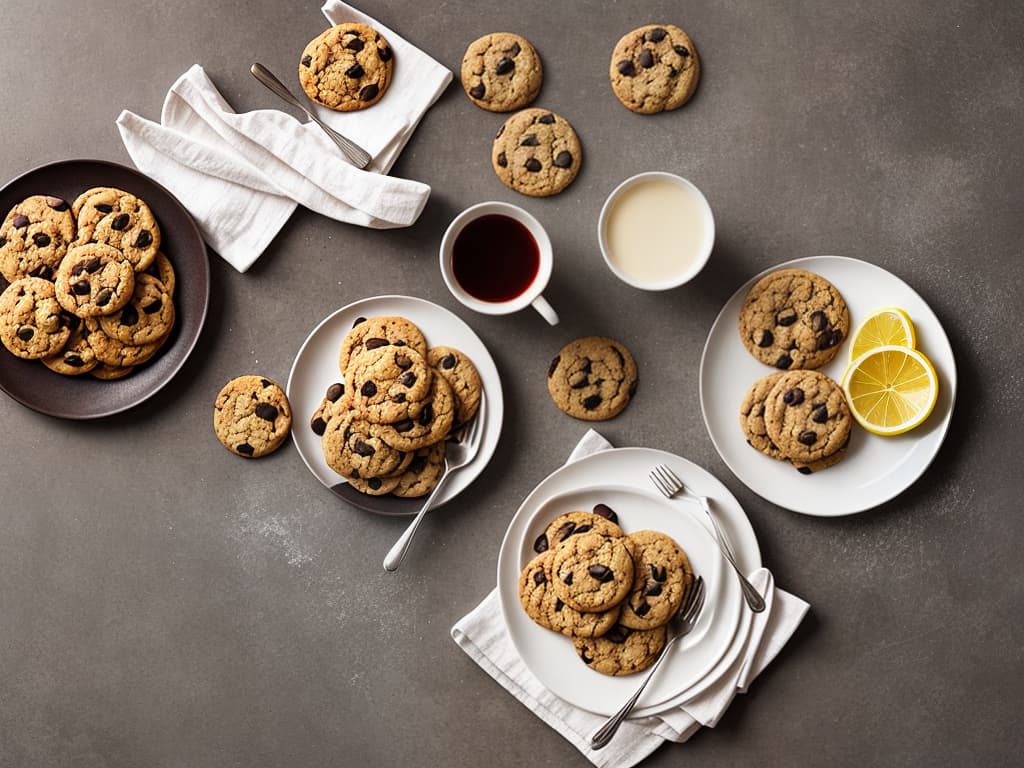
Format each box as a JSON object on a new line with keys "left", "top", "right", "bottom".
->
{"left": 598, "top": 172, "right": 715, "bottom": 290}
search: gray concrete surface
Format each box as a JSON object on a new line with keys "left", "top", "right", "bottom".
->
{"left": 1, "top": 1, "right": 1022, "bottom": 766}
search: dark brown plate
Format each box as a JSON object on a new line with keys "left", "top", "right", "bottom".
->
{"left": 0, "top": 159, "right": 210, "bottom": 419}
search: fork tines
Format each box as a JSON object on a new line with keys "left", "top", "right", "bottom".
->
{"left": 649, "top": 464, "right": 683, "bottom": 498}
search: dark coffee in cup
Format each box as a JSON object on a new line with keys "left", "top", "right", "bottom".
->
{"left": 452, "top": 214, "right": 540, "bottom": 303}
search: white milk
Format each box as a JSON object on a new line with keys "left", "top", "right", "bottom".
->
{"left": 602, "top": 176, "right": 712, "bottom": 287}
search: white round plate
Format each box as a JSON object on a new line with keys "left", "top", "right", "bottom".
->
{"left": 287, "top": 295, "right": 503, "bottom": 516}
{"left": 700, "top": 255, "right": 957, "bottom": 516}
{"left": 497, "top": 447, "right": 761, "bottom": 717}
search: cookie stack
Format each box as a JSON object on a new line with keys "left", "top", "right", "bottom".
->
{"left": 0, "top": 189, "right": 177, "bottom": 379}
{"left": 518, "top": 506, "right": 694, "bottom": 676}
{"left": 313, "top": 315, "right": 482, "bottom": 498}
{"left": 737, "top": 268, "right": 852, "bottom": 473}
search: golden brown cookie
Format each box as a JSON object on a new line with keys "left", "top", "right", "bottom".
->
{"left": 54, "top": 242, "right": 135, "bottom": 318}
{"left": 547, "top": 336, "right": 638, "bottom": 420}
{"left": 72, "top": 187, "right": 160, "bottom": 272}
{"left": 374, "top": 373, "right": 455, "bottom": 452}
{"left": 0, "top": 276, "right": 71, "bottom": 359}
{"left": 550, "top": 531, "right": 635, "bottom": 613}
{"left": 427, "top": 345, "right": 482, "bottom": 427}
{"left": 40, "top": 318, "right": 98, "bottom": 375}
{"left": 345, "top": 344, "right": 434, "bottom": 424}
{"left": 764, "top": 369, "right": 852, "bottom": 465}
{"left": 299, "top": 22, "right": 393, "bottom": 111}
{"left": 739, "top": 372, "right": 788, "bottom": 460}
{"left": 492, "top": 108, "right": 582, "bottom": 197}
{"left": 619, "top": 530, "right": 693, "bottom": 630}
{"left": 337, "top": 315, "right": 429, "bottom": 375}
{"left": 97, "top": 273, "right": 174, "bottom": 346}
{"left": 0, "top": 194, "right": 77, "bottom": 282}
{"left": 392, "top": 441, "right": 448, "bottom": 498}
{"left": 461, "top": 32, "right": 542, "bottom": 112}
{"left": 518, "top": 551, "right": 621, "bottom": 638}
{"left": 321, "top": 408, "right": 410, "bottom": 480}
{"left": 573, "top": 623, "right": 668, "bottom": 676}
{"left": 532, "top": 509, "right": 624, "bottom": 555}
{"left": 213, "top": 375, "right": 293, "bottom": 458}
{"left": 609, "top": 24, "right": 700, "bottom": 114}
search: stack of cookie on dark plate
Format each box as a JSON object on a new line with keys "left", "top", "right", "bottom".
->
{"left": 0, "top": 188, "right": 177, "bottom": 380}
{"left": 311, "top": 315, "right": 481, "bottom": 499}
{"left": 518, "top": 505, "right": 695, "bottom": 676}
{"left": 737, "top": 268, "right": 853, "bottom": 473}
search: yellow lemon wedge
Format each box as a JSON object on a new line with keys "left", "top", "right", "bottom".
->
{"left": 842, "top": 345, "right": 938, "bottom": 436}
{"left": 849, "top": 306, "right": 917, "bottom": 362}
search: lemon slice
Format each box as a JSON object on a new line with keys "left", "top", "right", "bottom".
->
{"left": 849, "top": 306, "right": 917, "bottom": 362}
{"left": 842, "top": 345, "right": 938, "bottom": 436}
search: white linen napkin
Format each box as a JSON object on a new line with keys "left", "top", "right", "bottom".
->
{"left": 451, "top": 430, "right": 810, "bottom": 768}
{"left": 115, "top": 1, "right": 452, "bottom": 272}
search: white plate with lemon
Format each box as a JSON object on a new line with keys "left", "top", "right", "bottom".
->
{"left": 699, "top": 255, "right": 956, "bottom": 516}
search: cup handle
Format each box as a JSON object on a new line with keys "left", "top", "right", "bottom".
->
{"left": 531, "top": 294, "right": 559, "bottom": 325}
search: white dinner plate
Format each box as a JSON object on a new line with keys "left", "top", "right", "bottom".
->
{"left": 287, "top": 295, "right": 504, "bottom": 515}
{"left": 497, "top": 447, "right": 761, "bottom": 717}
{"left": 700, "top": 255, "right": 957, "bottom": 516}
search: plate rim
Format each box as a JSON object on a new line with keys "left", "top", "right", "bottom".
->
{"left": 698, "top": 254, "right": 958, "bottom": 516}
{"left": 0, "top": 158, "right": 210, "bottom": 419}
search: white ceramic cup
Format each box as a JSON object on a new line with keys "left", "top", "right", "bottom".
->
{"left": 598, "top": 171, "right": 715, "bottom": 291}
{"left": 439, "top": 201, "right": 559, "bottom": 325}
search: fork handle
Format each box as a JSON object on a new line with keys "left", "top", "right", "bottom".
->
{"left": 701, "top": 501, "right": 766, "bottom": 613}
{"left": 591, "top": 635, "right": 680, "bottom": 750}
{"left": 382, "top": 465, "right": 452, "bottom": 572}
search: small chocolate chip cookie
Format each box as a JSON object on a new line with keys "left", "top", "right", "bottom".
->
{"left": 345, "top": 344, "right": 434, "bottom": 424}
{"left": 0, "top": 277, "right": 71, "bottom": 359}
{"left": 299, "top": 22, "right": 393, "bottom": 111}
{"left": 609, "top": 24, "right": 701, "bottom": 114}
{"left": 321, "top": 408, "right": 410, "bottom": 480}
{"left": 0, "top": 195, "right": 77, "bottom": 282}
{"left": 573, "top": 623, "right": 668, "bottom": 676}
{"left": 337, "top": 315, "right": 429, "bottom": 375}
{"left": 619, "top": 530, "right": 693, "bottom": 630}
{"left": 72, "top": 187, "right": 161, "bottom": 272}
{"left": 550, "top": 531, "right": 635, "bottom": 613}
{"left": 738, "top": 268, "right": 850, "bottom": 370}
{"left": 518, "top": 551, "right": 621, "bottom": 639}
{"left": 532, "top": 509, "right": 624, "bottom": 555}
{"left": 547, "top": 336, "right": 638, "bottom": 420}
{"left": 54, "top": 243, "right": 135, "bottom": 318}
{"left": 492, "top": 108, "right": 582, "bottom": 197}
{"left": 213, "top": 375, "right": 293, "bottom": 458}
{"left": 764, "top": 369, "right": 852, "bottom": 465}
{"left": 427, "top": 345, "right": 482, "bottom": 426}
{"left": 41, "top": 318, "right": 98, "bottom": 375}
{"left": 461, "top": 32, "right": 543, "bottom": 112}
{"left": 97, "top": 273, "right": 174, "bottom": 346}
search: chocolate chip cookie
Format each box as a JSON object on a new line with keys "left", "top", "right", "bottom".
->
{"left": 72, "top": 187, "right": 161, "bottom": 272}
{"left": 337, "top": 315, "right": 429, "bottom": 375}
{"left": 492, "top": 108, "right": 582, "bottom": 197}
{"left": 573, "top": 623, "right": 668, "bottom": 676}
{"left": 0, "top": 195, "right": 77, "bottom": 282}
{"left": 547, "top": 336, "right": 638, "bottom": 420}
{"left": 739, "top": 372, "right": 788, "bottom": 460}
{"left": 392, "top": 441, "right": 448, "bottom": 498}
{"left": 0, "top": 277, "right": 71, "bottom": 359}
{"left": 550, "top": 531, "right": 635, "bottom": 613}
{"left": 41, "top": 318, "right": 98, "bottom": 375}
{"left": 764, "top": 369, "right": 852, "bottom": 465}
{"left": 427, "top": 345, "right": 482, "bottom": 427}
{"left": 54, "top": 243, "right": 135, "bottom": 318}
{"left": 213, "top": 375, "right": 293, "bottom": 458}
{"left": 309, "top": 381, "right": 349, "bottom": 436}
{"left": 321, "top": 408, "right": 410, "bottom": 480}
{"left": 738, "top": 268, "right": 850, "bottom": 370}
{"left": 461, "top": 32, "right": 543, "bottom": 112}
{"left": 620, "top": 530, "right": 693, "bottom": 631}
{"left": 374, "top": 373, "right": 455, "bottom": 452}
{"left": 345, "top": 345, "right": 434, "bottom": 424}
{"left": 97, "top": 273, "right": 174, "bottom": 346}
{"left": 299, "top": 22, "right": 393, "bottom": 111}
{"left": 518, "top": 551, "right": 621, "bottom": 639}
{"left": 609, "top": 24, "right": 701, "bottom": 114}
{"left": 532, "top": 509, "right": 624, "bottom": 555}
{"left": 83, "top": 316, "right": 168, "bottom": 368}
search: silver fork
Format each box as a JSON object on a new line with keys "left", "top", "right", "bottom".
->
{"left": 650, "top": 464, "right": 765, "bottom": 613}
{"left": 382, "top": 394, "right": 487, "bottom": 572}
{"left": 250, "top": 63, "right": 373, "bottom": 169}
{"left": 591, "top": 577, "right": 707, "bottom": 750}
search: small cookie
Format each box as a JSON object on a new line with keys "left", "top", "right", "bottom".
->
{"left": 764, "top": 370, "right": 852, "bottom": 465}
{"left": 738, "top": 268, "right": 850, "bottom": 370}
{"left": 609, "top": 24, "right": 701, "bottom": 114}
{"left": 309, "top": 381, "right": 349, "bottom": 436}
{"left": 461, "top": 32, "right": 543, "bottom": 112}
{"left": 491, "top": 108, "right": 582, "bottom": 197}
{"left": 374, "top": 373, "right": 455, "bottom": 452}
{"left": 547, "top": 336, "right": 638, "bottom": 420}
{"left": 72, "top": 187, "right": 160, "bottom": 272}
{"left": 619, "top": 531, "right": 693, "bottom": 630}
{"left": 392, "top": 441, "right": 448, "bottom": 498}
{"left": 550, "top": 531, "right": 635, "bottom": 614}
{"left": 54, "top": 243, "right": 135, "bottom": 318}
{"left": 573, "top": 624, "right": 667, "bottom": 676}
{"left": 0, "top": 277, "right": 71, "bottom": 359}
{"left": 532, "top": 508, "right": 623, "bottom": 555}
{"left": 427, "top": 346, "right": 482, "bottom": 426}
{"left": 0, "top": 195, "right": 77, "bottom": 282}
{"left": 83, "top": 317, "right": 168, "bottom": 368}
{"left": 321, "top": 408, "right": 410, "bottom": 480}
{"left": 298, "top": 22, "right": 393, "bottom": 111}
{"left": 98, "top": 273, "right": 174, "bottom": 346}
{"left": 41, "top": 317, "right": 98, "bottom": 375}
{"left": 739, "top": 372, "right": 788, "bottom": 460}
{"left": 518, "top": 551, "right": 621, "bottom": 638}
{"left": 345, "top": 345, "right": 433, "bottom": 424}
{"left": 338, "top": 315, "right": 429, "bottom": 374}
{"left": 213, "top": 375, "right": 293, "bottom": 458}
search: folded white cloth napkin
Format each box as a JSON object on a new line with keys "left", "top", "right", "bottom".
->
{"left": 451, "top": 430, "right": 810, "bottom": 768}
{"left": 116, "top": 1, "right": 451, "bottom": 272}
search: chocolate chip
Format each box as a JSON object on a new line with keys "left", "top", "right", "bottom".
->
{"left": 399, "top": 371, "right": 417, "bottom": 387}
{"left": 605, "top": 625, "right": 632, "bottom": 643}
{"left": 495, "top": 57, "right": 515, "bottom": 75}
{"left": 352, "top": 439, "right": 375, "bottom": 457}
{"left": 378, "top": 46, "right": 392, "bottom": 62}
{"left": 812, "top": 404, "right": 829, "bottom": 423}
{"left": 573, "top": 525, "right": 593, "bottom": 535}
{"left": 569, "top": 372, "right": 589, "bottom": 389}
{"left": 236, "top": 443, "right": 255, "bottom": 456}
{"left": 353, "top": 316, "right": 367, "bottom": 327}
{"left": 592, "top": 503, "right": 618, "bottom": 522}
{"left": 617, "top": 59, "right": 637, "bottom": 76}
{"left": 392, "top": 392, "right": 406, "bottom": 403}
{"left": 15, "top": 327, "right": 34, "bottom": 341}
{"left": 553, "top": 151, "right": 573, "bottom": 168}
{"left": 111, "top": 213, "right": 130, "bottom": 231}
{"left": 645, "top": 28, "right": 667, "bottom": 42}
{"left": 758, "top": 330, "right": 774, "bottom": 348}
{"left": 816, "top": 330, "right": 842, "bottom": 350}
{"left": 777, "top": 311, "right": 797, "bottom": 326}
{"left": 796, "top": 466, "right": 813, "bottom": 475}
{"left": 440, "top": 354, "right": 456, "bottom": 369}
{"left": 557, "top": 522, "right": 576, "bottom": 540}
{"left": 260, "top": 379, "right": 272, "bottom": 388}
{"left": 798, "top": 431, "right": 818, "bottom": 446}
{"left": 85, "top": 258, "right": 101, "bottom": 273}
{"left": 361, "top": 381, "right": 377, "bottom": 397}
{"left": 649, "top": 564, "right": 666, "bottom": 582}
{"left": 524, "top": 158, "right": 542, "bottom": 172}
{"left": 506, "top": 41, "right": 521, "bottom": 57}
{"left": 418, "top": 403, "right": 434, "bottom": 425}
{"left": 538, "top": 113, "right": 556, "bottom": 124}
{"left": 548, "top": 355, "right": 560, "bottom": 377}
{"left": 583, "top": 394, "right": 602, "bottom": 410}
{"left": 119, "top": 304, "right": 139, "bottom": 326}
{"left": 409, "top": 457, "right": 428, "bottom": 473}
{"left": 638, "top": 49, "right": 655, "bottom": 68}
{"left": 12, "top": 214, "right": 29, "bottom": 228}
{"left": 326, "top": 382, "right": 344, "bottom": 401}
{"left": 345, "top": 38, "right": 364, "bottom": 51}
{"left": 359, "top": 84, "right": 379, "bottom": 101}
{"left": 365, "top": 337, "right": 389, "bottom": 350}
{"left": 28, "top": 265, "right": 52, "bottom": 280}
{"left": 134, "top": 230, "right": 152, "bottom": 248}
{"left": 561, "top": 571, "right": 573, "bottom": 585}
{"left": 64, "top": 354, "right": 84, "bottom": 367}
{"left": 311, "top": 416, "right": 327, "bottom": 436}
{"left": 588, "top": 564, "right": 614, "bottom": 582}
{"left": 96, "top": 203, "right": 113, "bottom": 213}
{"left": 634, "top": 602, "right": 651, "bottom": 617}
{"left": 810, "top": 310, "right": 827, "bottom": 332}
{"left": 392, "top": 419, "right": 414, "bottom": 432}
{"left": 533, "top": 533, "right": 549, "bottom": 553}
{"left": 71, "top": 280, "right": 91, "bottom": 295}
{"left": 28, "top": 232, "right": 51, "bottom": 250}
{"left": 346, "top": 63, "right": 365, "bottom": 79}
{"left": 367, "top": 477, "right": 383, "bottom": 490}
{"left": 141, "top": 299, "right": 162, "bottom": 315}
{"left": 394, "top": 353, "right": 412, "bottom": 369}
{"left": 674, "top": 45, "right": 690, "bottom": 57}
{"left": 532, "top": 569, "right": 546, "bottom": 585}
{"left": 95, "top": 288, "right": 114, "bottom": 306}
{"left": 496, "top": 151, "right": 507, "bottom": 167}
{"left": 393, "top": 340, "right": 406, "bottom": 347}
{"left": 554, "top": 598, "right": 565, "bottom": 612}
{"left": 301, "top": 54, "right": 312, "bottom": 66}
{"left": 520, "top": 134, "right": 540, "bottom": 146}
{"left": 775, "top": 353, "right": 793, "bottom": 369}
{"left": 46, "top": 197, "right": 69, "bottom": 211}
{"left": 645, "top": 583, "right": 663, "bottom": 597}
{"left": 469, "top": 83, "right": 485, "bottom": 99}
{"left": 783, "top": 387, "right": 805, "bottom": 406}
{"left": 0, "top": 238, "right": 5, "bottom": 248}
{"left": 254, "top": 403, "right": 278, "bottom": 423}
{"left": 580, "top": 649, "right": 594, "bottom": 664}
